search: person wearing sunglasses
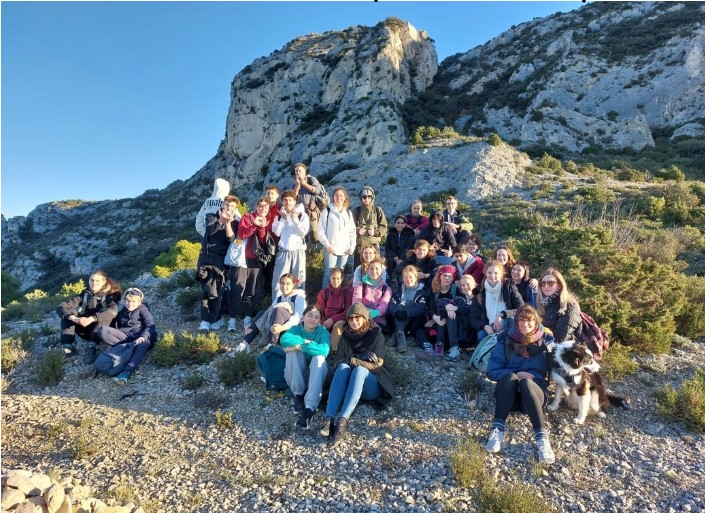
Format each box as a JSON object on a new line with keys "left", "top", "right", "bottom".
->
{"left": 351, "top": 186, "right": 388, "bottom": 269}
{"left": 536, "top": 268, "right": 582, "bottom": 343}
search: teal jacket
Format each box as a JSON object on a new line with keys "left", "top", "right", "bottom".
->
{"left": 280, "top": 324, "right": 331, "bottom": 360}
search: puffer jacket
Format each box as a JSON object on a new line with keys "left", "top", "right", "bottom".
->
{"left": 113, "top": 304, "right": 158, "bottom": 345}
{"left": 540, "top": 299, "right": 582, "bottom": 343}
{"left": 57, "top": 287, "right": 121, "bottom": 326}
{"left": 352, "top": 276, "right": 392, "bottom": 325}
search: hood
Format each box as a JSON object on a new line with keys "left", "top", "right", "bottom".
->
{"left": 211, "top": 178, "right": 230, "bottom": 199}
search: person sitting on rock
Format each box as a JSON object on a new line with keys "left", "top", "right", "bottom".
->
{"left": 394, "top": 239, "right": 437, "bottom": 289}
{"left": 316, "top": 267, "right": 353, "bottom": 354}
{"left": 441, "top": 196, "right": 472, "bottom": 245}
{"left": 385, "top": 215, "right": 416, "bottom": 292}
{"left": 417, "top": 211, "right": 457, "bottom": 265}
{"left": 57, "top": 270, "right": 122, "bottom": 363}
{"left": 280, "top": 304, "right": 331, "bottom": 430}
{"left": 403, "top": 199, "right": 430, "bottom": 236}
{"left": 94, "top": 287, "right": 157, "bottom": 384}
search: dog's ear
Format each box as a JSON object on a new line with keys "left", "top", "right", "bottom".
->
{"left": 572, "top": 356, "right": 582, "bottom": 368}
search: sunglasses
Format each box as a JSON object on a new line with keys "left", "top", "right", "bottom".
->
{"left": 540, "top": 280, "right": 558, "bottom": 287}
{"left": 362, "top": 195, "right": 373, "bottom": 199}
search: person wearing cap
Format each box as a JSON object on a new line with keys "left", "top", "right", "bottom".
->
{"left": 94, "top": 287, "right": 158, "bottom": 384}
{"left": 417, "top": 211, "right": 457, "bottom": 265}
{"left": 352, "top": 186, "right": 388, "bottom": 269}
{"left": 320, "top": 303, "right": 395, "bottom": 446}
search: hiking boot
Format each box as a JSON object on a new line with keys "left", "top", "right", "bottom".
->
{"left": 210, "top": 318, "right": 224, "bottom": 331}
{"left": 422, "top": 342, "right": 434, "bottom": 354}
{"left": 234, "top": 341, "right": 251, "bottom": 354}
{"left": 293, "top": 395, "right": 305, "bottom": 414}
{"left": 331, "top": 417, "right": 348, "bottom": 446}
{"left": 387, "top": 331, "right": 398, "bottom": 348}
{"left": 397, "top": 330, "right": 408, "bottom": 353}
{"left": 198, "top": 321, "right": 210, "bottom": 332}
{"left": 227, "top": 318, "right": 237, "bottom": 332}
{"left": 448, "top": 346, "right": 461, "bottom": 361}
{"left": 296, "top": 408, "right": 314, "bottom": 429}
{"left": 537, "top": 438, "right": 556, "bottom": 464}
{"left": 83, "top": 343, "right": 97, "bottom": 365}
{"left": 113, "top": 370, "right": 131, "bottom": 385}
{"left": 61, "top": 344, "right": 78, "bottom": 357}
{"left": 485, "top": 428, "right": 504, "bottom": 453}
{"left": 320, "top": 416, "right": 334, "bottom": 438}
{"left": 244, "top": 316, "right": 253, "bottom": 328}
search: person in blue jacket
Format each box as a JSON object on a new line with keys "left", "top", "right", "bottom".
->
{"left": 484, "top": 304, "right": 556, "bottom": 464}
{"left": 94, "top": 287, "right": 157, "bottom": 384}
{"left": 280, "top": 304, "right": 331, "bottom": 429}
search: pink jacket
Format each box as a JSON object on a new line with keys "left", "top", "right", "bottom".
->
{"left": 352, "top": 276, "right": 392, "bottom": 325}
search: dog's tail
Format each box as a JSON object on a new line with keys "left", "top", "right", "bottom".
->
{"left": 606, "top": 389, "right": 631, "bottom": 409}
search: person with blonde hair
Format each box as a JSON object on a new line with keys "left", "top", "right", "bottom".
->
{"left": 353, "top": 244, "right": 388, "bottom": 287}
{"left": 536, "top": 267, "right": 582, "bottom": 343}
{"left": 387, "top": 265, "right": 429, "bottom": 353}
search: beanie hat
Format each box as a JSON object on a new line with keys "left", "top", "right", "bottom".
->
{"left": 437, "top": 265, "right": 458, "bottom": 280}
{"left": 431, "top": 211, "right": 443, "bottom": 221}
{"left": 347, "top": 303, "right": 370, "bottom": 321}
{"left": 360, "top": 187, "right": 375, "bottom": 199}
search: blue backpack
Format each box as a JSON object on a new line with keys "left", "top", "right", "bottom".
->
{"left": 256, "top": 345, "right": 289, "bottom": 391}
{"left": 468, "top": 334, "right": 498, "bottom": 373}
{"left": 94, "top": 342, "right": 135, "bottom": 377}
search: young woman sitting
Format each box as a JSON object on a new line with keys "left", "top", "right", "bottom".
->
{"left": 511, "top": 261, "right": 538, "bottom": 308}
{"left": 321, "top": 303, "right": 395, "bottom": 446}
{"left": 280, "top": 305, "right": 331, "bottom": 430}
{"left": 453, "top": 245, "right": 485, "bottom": 286}
{"left": 352, "top": 258, "right": 392, "bottom": 330}
{"left": 484, "top": 304, "right": 556, "bottom": 464}
{"left": 94, "top": 287, "right": 157, "bottom": 384}
{"left": 403, "top": 199, "right": 430, "bottom": 235}
{"left": 352, "top": 244, "right": 388, "bottom": 287}
{"left": 443, "top": 274, "right": 477, "bottom": 353}
{"left": 57, "top": 270, "right": 122, "bottom": 364}
{"left": 427, "top": 265, "right": 462, "bottom": 359}
{"left": 537, "top": 267, "right": 582, "bottom": 343}
{"left": 385, "top": 215, "right": 416, "bottom": 291}
{"left": 316, "top": 267, "right": 353, "bottom": 353}
{"left": 394, "top": 240, "right": 436, "bottom": 288}
{"left": 493, "top": 245, "right": 517, "bottom": 278}
{"left": 387, "top": 265, "right": 429, "bottom": 354}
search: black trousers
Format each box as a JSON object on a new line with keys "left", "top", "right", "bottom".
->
{"left": 493, "top": 372, "right": 546, "bottom": 430}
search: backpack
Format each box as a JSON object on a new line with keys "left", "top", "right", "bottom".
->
{"left": 469, "top": 333, "right": 498, "bottom": 373}
{"left": 94, "top": 342, "right": 136, "bottom": 377}
{"left": 576, "top": 311, "right": 609, "bottom": 361}
{"left": 256, "top": 345, "right": 289, "bottom": 391}
{"left": 314, "top": 187, "right": 330, "bottom": 210}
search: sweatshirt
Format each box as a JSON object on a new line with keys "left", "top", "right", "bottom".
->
{"left": 272, "top": 204, "right": 310, "bottom": 251}
{"left": 280, "top": 324, "right": 331, "bottom": 360}
{"left": 195, "top": 179, "right": 241, "bottom": 237}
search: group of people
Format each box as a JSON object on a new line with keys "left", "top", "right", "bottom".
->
{"left": 57, "top": 166, "right": 589, "bottom": 459}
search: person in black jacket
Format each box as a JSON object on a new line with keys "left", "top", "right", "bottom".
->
{"left": 385, "top": 216, "right": 416, "bottom": 291}
{"left": 417, "top": 212, "right": 457, "bottom": 265}
{"left": 94, "top": 287, "right": 158, "bottom": 383}
{"left": 536, "top": 267, "right": 582, "bottom": 343}
{"left": 468, "top": 260, "right": 524, "bottom": 344}
{"left": 387, "top": 265, "right": 429, "bottom": 354}
{"left": 196, "top": 195, "right": 239, "bottom": 332}
{"left": 57, "top": 270, "right": 122, "bottom": 363}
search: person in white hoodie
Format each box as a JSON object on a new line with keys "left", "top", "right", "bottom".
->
{"left": 272, "top": 189, "right": 310, "bottom": 294}
{"left": 317, "top": 187, "right": 356, "bottom": 288}
{"left": 195, "top": 178, "right": 241, "bottom": 237}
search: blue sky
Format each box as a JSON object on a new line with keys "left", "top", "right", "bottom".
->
{"left": 1, "top": 1, "right": 580, "bottom": 219}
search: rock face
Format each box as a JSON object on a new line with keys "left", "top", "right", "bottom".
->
{"left": 2, "top": 7, "right": 704, "bottom": 290}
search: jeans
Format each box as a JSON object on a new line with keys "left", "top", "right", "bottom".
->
{"left": 325, "top": 363, "right": 381, "bottom": 420}
{"left": 94, "top": 326, "right": 151, "bottom": 373}
{"left": 322, "top": 253, "right": 349, "bottom": 289}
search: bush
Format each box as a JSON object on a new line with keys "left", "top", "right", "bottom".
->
{"left": 152, "top": 240, "right": 201, "bottom": 278}
{"left": 1, "top": 270, "right": 22, "bottom": 306}
{"left": 35, "top": 350, "right": 65, "bottom": 387}
{"left": 384, "top": 353, "right": 413, "bottom": 388}
{"left": 475, "top": 480, "right": 558, "bottom": 513}
{"left": 24, "top": 289, "right": 48, "bottom": 301}
{"left": 182, "top": 372, "right": 205, "bottom": 391}
{"left": 213, "top": 410, "right": 234, "bottom": 429}
{"left": 656, "top": 369, "right": 705, "bottom": 433}
{"left": 153, "top": 331, "right": 224, "bottom": 367}
{"left": 450, "top": 438, "right": 487, "bottom": 487}
{"left": 488, "top": 133, "right": 502, "bottom": 147}
{"left": 675, "top": 275, "right": 705, "bottom": 338}
{"left": 459, "top": 370, "right": 485, "bottom": 398}
{"left": 59, "top": 279, "right": 85, "bottom": 298}
{"left": 600, "top": 343, "right": 638, "bottom": 382}
{"left": 176, "top": 287, "right": 202, "bottom": 315}
{"left": 193, "top": 390, "right": 230, "bottom": 410}
{"left": 1, "top": 337, "right": 29, "bottom": 372}
{"left": 655, "top": 165, "right": 685, "bottom": 182}
{"left": 216, "top": 352, "right": 257, "bottom": 387}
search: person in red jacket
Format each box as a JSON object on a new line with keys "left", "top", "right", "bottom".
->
{"left": 316, "top": 267, "right": 353, "bottom": 352}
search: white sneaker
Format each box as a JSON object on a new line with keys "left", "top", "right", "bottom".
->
{"left": 210, "top": 319, "right": 224, "bottom": 331}
{"left": 227, "top": 318, "right": 237, "bottom": 332}
{"left": 198, "top": 321, "right": 210, "bottom": 332}
{"left": 485, "top": 428, "right": 504, "bottom": 453}
{"left": 537, "top": 438, "right": 555, "bottom": 464}
{"left": 234, "top": 341, "right": 252, "bottom": 354}
{"left": 243, "top": 316, "right": 253, "bottom": 328}
{"left": 448, "top": 346, "right": 461, "bottom": 360}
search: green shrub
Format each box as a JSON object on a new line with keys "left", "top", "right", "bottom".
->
{"left": 193, "top": 390, "right": 230, "bottom": 410}
{"left": 35, "top": 350, "right": 65, "bottom": 387}
{"left": 656, "top": 369, "right": 705, "bottom": 433}
{"left": 488, "top": 133, "right": 502, "bottom": 147}
{"left": 176, "top": 288, "right": 201, "bottom": 314}
{"left": 450, "top": 438, "right": 488, "bottom": 487}
{"left": 1, "top": 337, "right": 29, "bottom": 371}
{"left": 182, "top": 372, "right": 205, "bottom": 391}
{"left": 59, "top": 279, "right": 85, "bottom": 298}
{"left": 384, "top": 353, "right": 413, "bottom": 388}
{"left": 24, "top": 289, "right": 48, "bottom": 301}
{"left": 459, "top": 370, "right": 485, "bottom": 398}
{"left": 304, "top": 247, "right": 324, "bottom": 299}
{"left": 214, "top": 410, "right": 234, "bottom": 429}
{"left": 1, "top": 293, "right": 57, "bottom": 323}
{"left": 676, "top": 275, "right": 705, "bottom": 338}
{"left": 655, "top": 165, "right": 685, "bottom": 182}
{"left": 153, "top": 331, "right": 224, "bottom": 367}
{"left": 600, "top": 343, "right": 638, "bottom": 382}
{"left": 152, "top": 240, "right": 201, "bottom": 278}
{"left": 1, "top": 271, "right": 22, "bottom": 306}
{"left": 216, "top": 352, "right": 257, "bottom": 387}
{"left": 475, "top": 479, "right": 558, "bottom": 513}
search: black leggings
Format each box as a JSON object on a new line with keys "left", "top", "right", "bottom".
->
{"left": 493, "top": 373, "right": 546, "bottom": 430}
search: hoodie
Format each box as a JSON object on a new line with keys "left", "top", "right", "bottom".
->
{"left": 195, "top": 178, "right": 241, "bottom": 237}
{"left": 272, "top": 203, "right": 310, "bottom": 251}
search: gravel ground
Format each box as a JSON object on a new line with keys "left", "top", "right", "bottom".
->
{"left": 2, "top": 277, "right": 705, "bottom": 513}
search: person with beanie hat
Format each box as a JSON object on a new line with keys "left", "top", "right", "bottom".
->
{"left": 320, "top": 303, "right": 395, "bottom": 446}
{"left": 352, "top": 186, "right": 388, "bottom": 269}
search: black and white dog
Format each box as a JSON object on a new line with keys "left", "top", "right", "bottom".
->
{"left": 548, "top": 340, "right": 629, "bottom": 424}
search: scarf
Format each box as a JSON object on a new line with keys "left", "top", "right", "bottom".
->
{"left": 343, "top": 322, "right": 379, "bottom": 355}
{"left": 484, "top": 280, "right": 504, "bottom": 322}
{"left": 540, "top": 290, "right": 560, "bottom": 306}
{"left": 507, "top": 325, "right": 546, "bottom": 356}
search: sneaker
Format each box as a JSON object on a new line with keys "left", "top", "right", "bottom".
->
{"left": 537, "top": 438, "right": 556, "bottom": 464}
{"left": 448, "top": 346, "right": 461, "bottom": 361}
{"left": 234, "top": 341, "right": 251, "bottom": 354}
{"left": 210, "top": 318, "right": 224, "bottom": 331}
{"left": 293, "top": 394, "right": 305, "bottom": 414}
{"left": 320, "top": 416, "right": 334, "bottom": 438}
{"left": 296, "top": 408, "right": 314, "bottom": 429}
{"left": 243, "top": 316, "right": 253, "bottom": 328}
{"left": 113, "top": 371, "right": 131, "bottom": 385}
{"left": 198, "top": 321, "right": 210, "bottom": 332}
{"left": 423, "top": 342, "right": 434, "bottom": 354}
{"left": 83, "top": 344, "right": 97, "bottom": 365}
{"left": 485, "top": 428, "right": 504, "bottom": 453}
{"left": 62, "top": 344, "right": 78, "bottom": 357}
{"left": 397, "top": 331, "right": 408, "bottom": 353}
{"left": 227, "top": 318, "right": 237, "bottom": 332}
